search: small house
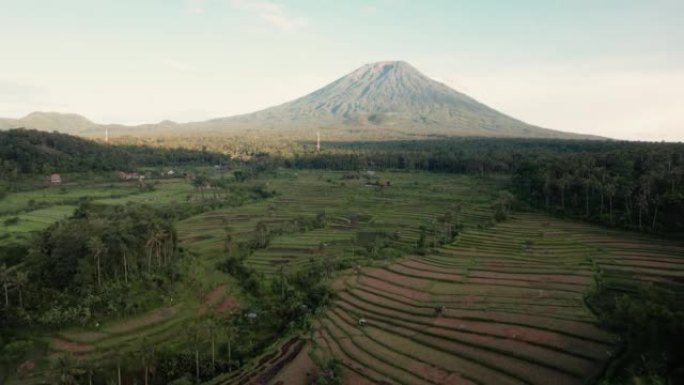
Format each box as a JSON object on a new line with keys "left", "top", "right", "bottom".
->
{"left": 47, "top": 173, "right": 62, "bottom": 185}
{"left": 118, "top": 171, "right": 143, "bottom": 181}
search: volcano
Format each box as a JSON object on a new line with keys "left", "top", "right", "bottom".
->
{"left": 212, "top": 60, "right": 588, "bottom": 138}
{"left": 1, "top": 61, "right": 597, "bottom": 139}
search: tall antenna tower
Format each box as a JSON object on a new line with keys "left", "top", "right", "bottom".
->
{"left": 105, "top": 127, "right": 109, "bottom": 144}
{"left": 316, "top": 131, "right": 320, "bottom": 152}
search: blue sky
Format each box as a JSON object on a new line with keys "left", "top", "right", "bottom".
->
{"left": 1, "top": 0, "right": 682, "bottom": 140}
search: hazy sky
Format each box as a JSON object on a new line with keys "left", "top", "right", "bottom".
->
{"left": 1, "top": 0, "right": 682, "bottom": 141}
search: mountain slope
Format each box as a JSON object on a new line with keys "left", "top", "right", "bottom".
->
{"left": 0, "top": 61, "right": 599, "bottom": 139}
{"left": 208, "top": 61, "right": 590, "bottom": 138}
{"left": 0, "top": 112, "right": 96, "bottom": 133}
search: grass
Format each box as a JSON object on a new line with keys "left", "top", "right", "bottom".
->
{"left": 0, "top": 178, "right": 193, "bottom": 246}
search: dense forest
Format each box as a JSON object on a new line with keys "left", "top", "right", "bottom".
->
{"left": 0, "top": 129, "right": 231, "bottom": 178}
{"left": 2, "top": 204, "right": 181, "bottom": 329}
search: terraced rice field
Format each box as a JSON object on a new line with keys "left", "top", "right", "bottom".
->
{"left": 304, "top": 212, "right": 684, "bottom": 385}
{"left": 0, "top": 179, "right": 193, "bottom": 245}
{"left": 179, "top": 170, "right": 499, "bottom": 277}
{"left": 46, "top": 282, "right": 239, "bottom": 364}
{"left": 19, "top": 170, "right": 683, "bottom": 384}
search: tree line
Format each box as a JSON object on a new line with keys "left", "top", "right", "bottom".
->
{"left": 0, "top": 129, "right": 232, "bottom": 178}
{"left": 250, "top": 138, "right": 684, "bottom": 234}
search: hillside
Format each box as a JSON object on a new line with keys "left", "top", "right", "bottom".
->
{"left": 0, "top": 111, "right": 97, "bottom": 133}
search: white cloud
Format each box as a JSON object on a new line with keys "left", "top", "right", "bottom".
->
{"left": 230, "top": 0, "right": 307, "bottom": 32}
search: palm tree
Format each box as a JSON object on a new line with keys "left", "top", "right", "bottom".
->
{"left": 543, "top": 169, "right": 553, "bottom": 209}
{"left": 202, "top": 315, "right": 218, "bottom": 375}
{"left": 279, "top": 264, "right": 288, "bottom": 299}
{"left": 155, "top": 226, "right": 174, "bottom": 269}
{"left": 557, "top": 174, "right": 572, "bottom": 210}
{"left": 224, "top": 226, "right": 234, "bottom": 257}
{"left": 13, "top": 270, "right": 28, "bottom": 308}
{"left": 114, "top": 231, "right": 134, "bottom": 284}
{"left": 51, "top": 354, "right": 80, "bottom": 385}
{"left": 80, "top": 359, "right": 97, "bottom": 385}
{"left": 637, "top": 177, "right": 651, "bottom": 230}
{"left": 651, "top": 194, "right": 662, "bottom": 231}
{"left": 0, "top": 264, "right": 10, "bottom": 308}
{"left": 138, "top": 338, "right": 156, "bottom": 385}
{"left": 493, "top": 191, "right": 516, "bottom": 221}
{"left": 604, "top": 181, "right": 617, "bottom": 224}
{"left": 145, "top": 234, "right": 155, "bottom": 273}
{"left": 255, "top": 221, "right": 268, "bottom": 248}
{"left": 224, "top": 323, "right": 237, "bottom": 372}
{"left": 186, "top": 321, "right": 205, "bottom": 383}
{"left": 87, "top": 237, "right": 105, "bottom": 288}
{"left": 193, "top": 174, "right": 209, "bottom": 200}
{"left": 439, "top": 211, "right": 454, "bottom": 244}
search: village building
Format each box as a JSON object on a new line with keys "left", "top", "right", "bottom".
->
{"left": 47, "top": 173, "right": 62, "bottom": 185}
{"left": 118, "top": 171, "right": 144, "bottom": 181}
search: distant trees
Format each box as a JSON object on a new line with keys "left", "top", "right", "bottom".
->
{"left": 270, "top": 138, "right": 683, "bottom": 234}
{"left": 493, "top": 191, "right": 516, "bottom": 222}
{"left": 27, "top": 204, "right": 179, "bottom": 293}
{"left": 0, "top": 203, "right": 184, "bottom": 330}
{"left": 588, "top": 281, "right": 684, "bottom": 384}
{"left": 0, "top": 263, "right": 9, "bottom": 308}
{"left": 510, "top": 148, "right": 684, "bottom": 233}
{"left": 0, "top": 128, "right": 232, "bottom": 178}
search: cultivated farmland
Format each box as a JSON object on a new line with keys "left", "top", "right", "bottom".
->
{"left": 5, "top": 169, "right": 683, "bottom": 384}
{"left": 299, "top": 213, "right": 684, "bottom": 385}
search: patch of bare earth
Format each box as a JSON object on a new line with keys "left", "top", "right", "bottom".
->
{"left": 268, "top": 343, "right": 317, "bottom": 385}
{"left": 198, "top": 285, "right": 227, "bottom": 315}
{"left": 50, "top": 338, "right": 95, "bottom": 353}
{"left": 342, "top": 369, "right": 378, "bottom": 385}
{"left": 216, "top": 296, "right": 239, "bottom": 314}
{"left": 104, "top": 306, "right": 178, "bottom": 334}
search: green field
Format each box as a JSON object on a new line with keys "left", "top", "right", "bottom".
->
{"left": 0, "top": 177, "right": 195, "bottom": 245}
{"left": 4, "top": 169, "right": 683, "bottom": 385}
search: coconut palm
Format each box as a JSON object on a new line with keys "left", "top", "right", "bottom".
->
{"left": 223, "top": 226, "right": 234, "bottom": 257}
{"left": 0, "top": 264, "right": 10, "bottom": 308}
{"left": 51, "top": 353, "right": 80, "bottom": 385}
{"left": 138, "top": 337, "right": 156, "bottom": 385}
{"left": 87, "top": 237, "right": 106, "bottom": 288}
{"left": 201, "top": 315, "right": 219, "bottom": 375}
{"left": 13, "top": 270, "right": 28, "bottom": 308}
